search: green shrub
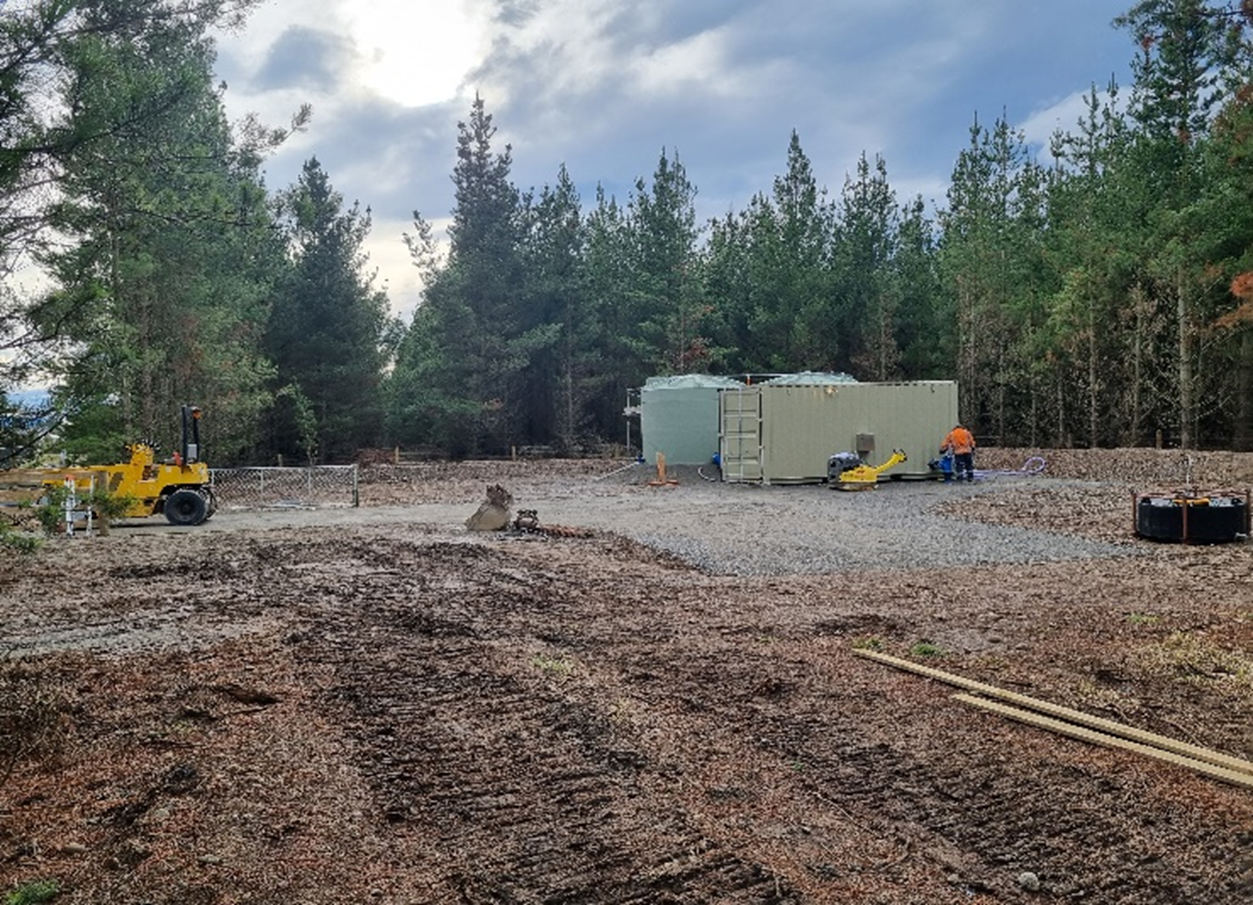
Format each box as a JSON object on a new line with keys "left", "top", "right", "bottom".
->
{"left": 33, "top": 486, "right": 68, "bottom": 536}
{"left": 34, "top": 485, "right": 136, "bottom": 536}
{"left": 5, "top": 878, "right": 59, "bottom": 905}
{"left": 0, "top": 520, "right": 41, "bottom": 554}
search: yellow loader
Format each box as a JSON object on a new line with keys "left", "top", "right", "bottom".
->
{"left": 43, "top": 404, "right": 217, "bottom": 526}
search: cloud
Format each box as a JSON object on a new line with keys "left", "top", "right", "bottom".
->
{"left": 460, "top": 1, "right": 1002, "bottom": 192}
{"left": 342, "top": 2, "right": 487, "bottom": 107}
{"left": 361, "top": 216, "right": 428, "bottom": 321}
{"left": 1018, "top": 85, "right": 1128, "bottom": 163}
{"left": 259, "top": 98, "right": 463, "bottom": 222}
{"left": 252, "top": 26, "right": 357, "bottom": 93}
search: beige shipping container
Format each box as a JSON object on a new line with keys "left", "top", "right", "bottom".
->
{"left": 718, "top": 380, "right": 959, "bottom": 484}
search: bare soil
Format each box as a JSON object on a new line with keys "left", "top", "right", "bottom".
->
{"left": 1, "top": 450, "right": 1251, "bottom": 904}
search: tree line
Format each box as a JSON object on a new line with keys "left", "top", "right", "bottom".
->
{"left": 2, "top": 0, "right": 1251, "bottom": 466}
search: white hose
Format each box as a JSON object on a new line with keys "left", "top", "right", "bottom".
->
{"left": 595, "top": 460, "right": 643, "bottom": 481}
{"left": 972, "top": 456, "right": 1047, "bottom": 480}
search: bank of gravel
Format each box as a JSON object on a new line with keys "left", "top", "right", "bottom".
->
{"left": 485, "top": 475, "right": 1147, "bottom": 576}
{"left": 208, "top": 466, "right": 1156, "bottom": 576}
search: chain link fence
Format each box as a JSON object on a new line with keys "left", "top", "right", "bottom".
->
{"left": 210, "top": 465, "right": 359, "bottom": 510}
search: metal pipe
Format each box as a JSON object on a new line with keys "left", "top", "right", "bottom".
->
{"left": 971, "top": 455, "right": 1047, "bottom": 481}
{"left": 853, "top": 649, "right": 1253, "bottom": 777}
{"left": 953, "top": 694, "right": 1253, "bottom": 789}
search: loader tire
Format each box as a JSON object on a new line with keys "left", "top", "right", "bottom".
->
{"left": 165, "top": 488, "right": 208, "bottom": 526}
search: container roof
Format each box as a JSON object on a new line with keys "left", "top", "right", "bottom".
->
{"left": 760, "top": 371, "right": 858, "bottom": 386}
{"left": 643, "top": 374, "right": 746, "bottom": 390}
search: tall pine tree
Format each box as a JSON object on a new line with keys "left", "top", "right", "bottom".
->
{"left": 389, "top": 95, "right": 552, "bottom": 455}
{"left": 266, "top": 157, "right": 393, "bottom": 463}
{"left": 32, "top": 9, "right": 285, "bottom": 463}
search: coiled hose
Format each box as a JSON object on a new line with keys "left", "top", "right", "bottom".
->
{"left": 972, "top": 455, "right": 1047, "bottom": 480}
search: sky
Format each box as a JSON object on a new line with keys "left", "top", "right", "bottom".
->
{"left": 211, "top": 1, "right": 1138, "bottom": 322}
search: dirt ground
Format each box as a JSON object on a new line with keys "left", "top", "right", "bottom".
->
{"left": 1, "top": 450, "right": 1251, "bottom": 904}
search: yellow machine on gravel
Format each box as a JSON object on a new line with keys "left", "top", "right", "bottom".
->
{"left": 45, "top": 404, "right": 217, "bottom": 526}
{"left": 827, "top": 449, "right": 908, "bottom": 490}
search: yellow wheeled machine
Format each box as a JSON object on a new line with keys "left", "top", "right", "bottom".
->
{"left": 44, "top": 404, "right": 217, "bottom": 526}
{"left": 827, "top": 449, "right": 907, "bottom": 491}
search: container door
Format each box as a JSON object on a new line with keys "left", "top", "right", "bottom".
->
{"left": 719, "top": 386, "right": 763, "bottom": 482}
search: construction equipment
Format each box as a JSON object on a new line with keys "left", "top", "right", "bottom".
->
{"left": 828, "top": 449, "right": 907, "bottom": 491}
{"left": 43, "top": 404, "right": 217, "bottom": 527}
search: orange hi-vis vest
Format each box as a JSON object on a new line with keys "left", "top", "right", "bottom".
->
{"left": 943, "top": 427, "right": 975, "bottom": 455}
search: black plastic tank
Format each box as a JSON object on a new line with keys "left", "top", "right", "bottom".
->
{"left": 1135, "top": 494, "right": 1249, "bottom": 544}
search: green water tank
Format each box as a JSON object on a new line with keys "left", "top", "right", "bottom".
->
{"left": 640, "top": 374, "right": 745, "bottom": 466}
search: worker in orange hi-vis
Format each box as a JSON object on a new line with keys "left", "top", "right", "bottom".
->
{"left": 940, "top": 424, "right": 977, "bottom": 483}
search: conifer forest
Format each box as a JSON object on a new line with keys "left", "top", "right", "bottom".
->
{"left": 3, "top": 0, "right": 1253, "bottom": 464}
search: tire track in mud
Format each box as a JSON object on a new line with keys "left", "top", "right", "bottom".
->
{"left": 296, "top": 541, "right": 800, "bottom": 903}
{"left": 248, "top": 532, "right": 1250, "bottom": 902}
{"left": 623, "top": 644, "right": 1253, "bottom": 904}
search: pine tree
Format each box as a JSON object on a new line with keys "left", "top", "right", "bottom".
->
{"left": 1114, "top": 0, "right": 1239, "bottom": 447}
{"left": 0, "top": 1, "right": 275, "bottom": 392}
{"left": 892, "top": 196, "right": 946, "bottom": 380}
{"left": 938, "top": 113, "right": 1047, "bottom": 441}
{"left": 580, "top": 185, "right": 636, "bottom": 441}
{"left": 702, "top": 132, "right": 834, "bottom": 374}
{"left": 388, "top": 95, "right": 541, "bottom": 454}
{"left": 267, "top": 157, "right": 392, "bottom": 462}
{"left": 834, "top": 153, "right": 900, "bottom": 379}
{"left": 31, "top": 9, "right": 285, "bottom": 463}
{"left": 1207, "top": 15, "right": 1253, "bottom": 450}
{"left": 626, "top": 149, "right": 708, "bottom": 374}
{"left": 520, "top": 165, "right": 590, "bottom": 451}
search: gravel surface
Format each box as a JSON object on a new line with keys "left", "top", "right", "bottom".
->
{"left": 183, "top": 466, "right": 1144, "bottom": 576}
{"left": 510, "top": 475, "right": 1141, "bottom": 575}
